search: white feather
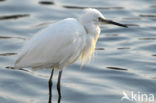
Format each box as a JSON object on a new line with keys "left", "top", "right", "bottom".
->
{"left": 15, "top": 18, "right": 86, "bottom": 69}
{"left": 15, "top": 8, "right": 105, "bottom": 70}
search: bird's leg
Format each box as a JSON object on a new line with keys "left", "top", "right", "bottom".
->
{"left": 57, "top": 70, "right": 62, "bottom": 103}
{"left": 48, "top": 68, "right": 54, "bottom": 103}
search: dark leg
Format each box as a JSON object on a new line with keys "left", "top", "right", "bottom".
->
{"left": 57, "top": 70, "right": 63, "bottom": 103}
{"left": 48, "top": 68, "right": 54, "bottom": 103}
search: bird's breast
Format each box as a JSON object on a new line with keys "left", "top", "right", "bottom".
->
{"left": 80, "top": 33, "right": 99, "bottom": 63}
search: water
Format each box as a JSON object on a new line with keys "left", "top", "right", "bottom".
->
{"left": 0, "top": 0, "right": 156, "bottom": 103}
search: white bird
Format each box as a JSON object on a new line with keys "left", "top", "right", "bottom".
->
{"left": 14, "top": 8, "right": 127, "bottom": 103}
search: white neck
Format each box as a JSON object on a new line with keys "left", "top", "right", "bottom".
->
{"left": 84, "top": 23, "right": 100, "bottom": 34}
{"left": 79, "top": 18, "right": 100, "bottom": 38}
{"left": 78, "top": 19, "right": 101, "bottom": 62}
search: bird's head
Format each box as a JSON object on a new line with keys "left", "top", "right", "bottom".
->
{"left": 79, "top": 8, "right": 128, "bottom": 28}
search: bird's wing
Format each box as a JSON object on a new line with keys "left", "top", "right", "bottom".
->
{"left": 15, "top": 18, "right": 86, "bottom": 68}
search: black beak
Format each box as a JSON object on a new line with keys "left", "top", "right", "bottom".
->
{"left": 98, "top": 17, "right": 128, "bottom": 28}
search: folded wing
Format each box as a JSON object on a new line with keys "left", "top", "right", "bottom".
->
{"left": 15, "top": 18, "right": 86, "bottom": 69}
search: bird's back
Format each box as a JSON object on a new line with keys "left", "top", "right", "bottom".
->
{"left": 15, "top": 18, "right": 86, "bottom": 69}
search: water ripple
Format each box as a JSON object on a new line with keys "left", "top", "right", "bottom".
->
{"left": 0, "top": 0, "right": 5, "bottom": 2}
{"left": 0, "top": 14, "right": 30, "bottom": 20}
{"left": 62, "top": 5, "right": 124, "bottom": 10}
{"left": 39, "top": 1, "right": 55, "bottom": 5}
{"left": 106, "top": 67, "right": 128, "bottom": 71}
{"left": 0, "top": 52, "right": 17, "bottom": 56}
{"left": 139, "top": 14, "right": 156, "bottom": 18}
{"left": 0, "top": 36, "right": 26, "bottom": 40}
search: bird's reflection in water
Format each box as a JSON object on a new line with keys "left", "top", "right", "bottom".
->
{"left": 48, "top": 69, "right": 62, "bottom": 103}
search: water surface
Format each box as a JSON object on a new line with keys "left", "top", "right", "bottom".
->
{"left": 0, "top": 0, "right": 156, "bottom": 103}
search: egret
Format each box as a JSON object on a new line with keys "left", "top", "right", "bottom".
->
{"left": 15, "top": 8, "right": 127, "bottom": 103}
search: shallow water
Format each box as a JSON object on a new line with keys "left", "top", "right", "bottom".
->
{"left": 0, "top": 0, "right": 156, "bottom": 103}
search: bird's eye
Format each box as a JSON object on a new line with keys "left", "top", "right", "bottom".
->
{"left": 98, "top": 17, "right": 104, "bottom": 22}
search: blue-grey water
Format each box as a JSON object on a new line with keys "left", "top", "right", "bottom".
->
{"left": 0, "top": 0, "right": 156, "bottom": 103}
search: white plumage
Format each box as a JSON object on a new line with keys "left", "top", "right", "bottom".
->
{"left": 15, "top": 8, "right": 127, "bottom": 70}
{"left": 15, "top": 18, "right": 86, "bottom": 69}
